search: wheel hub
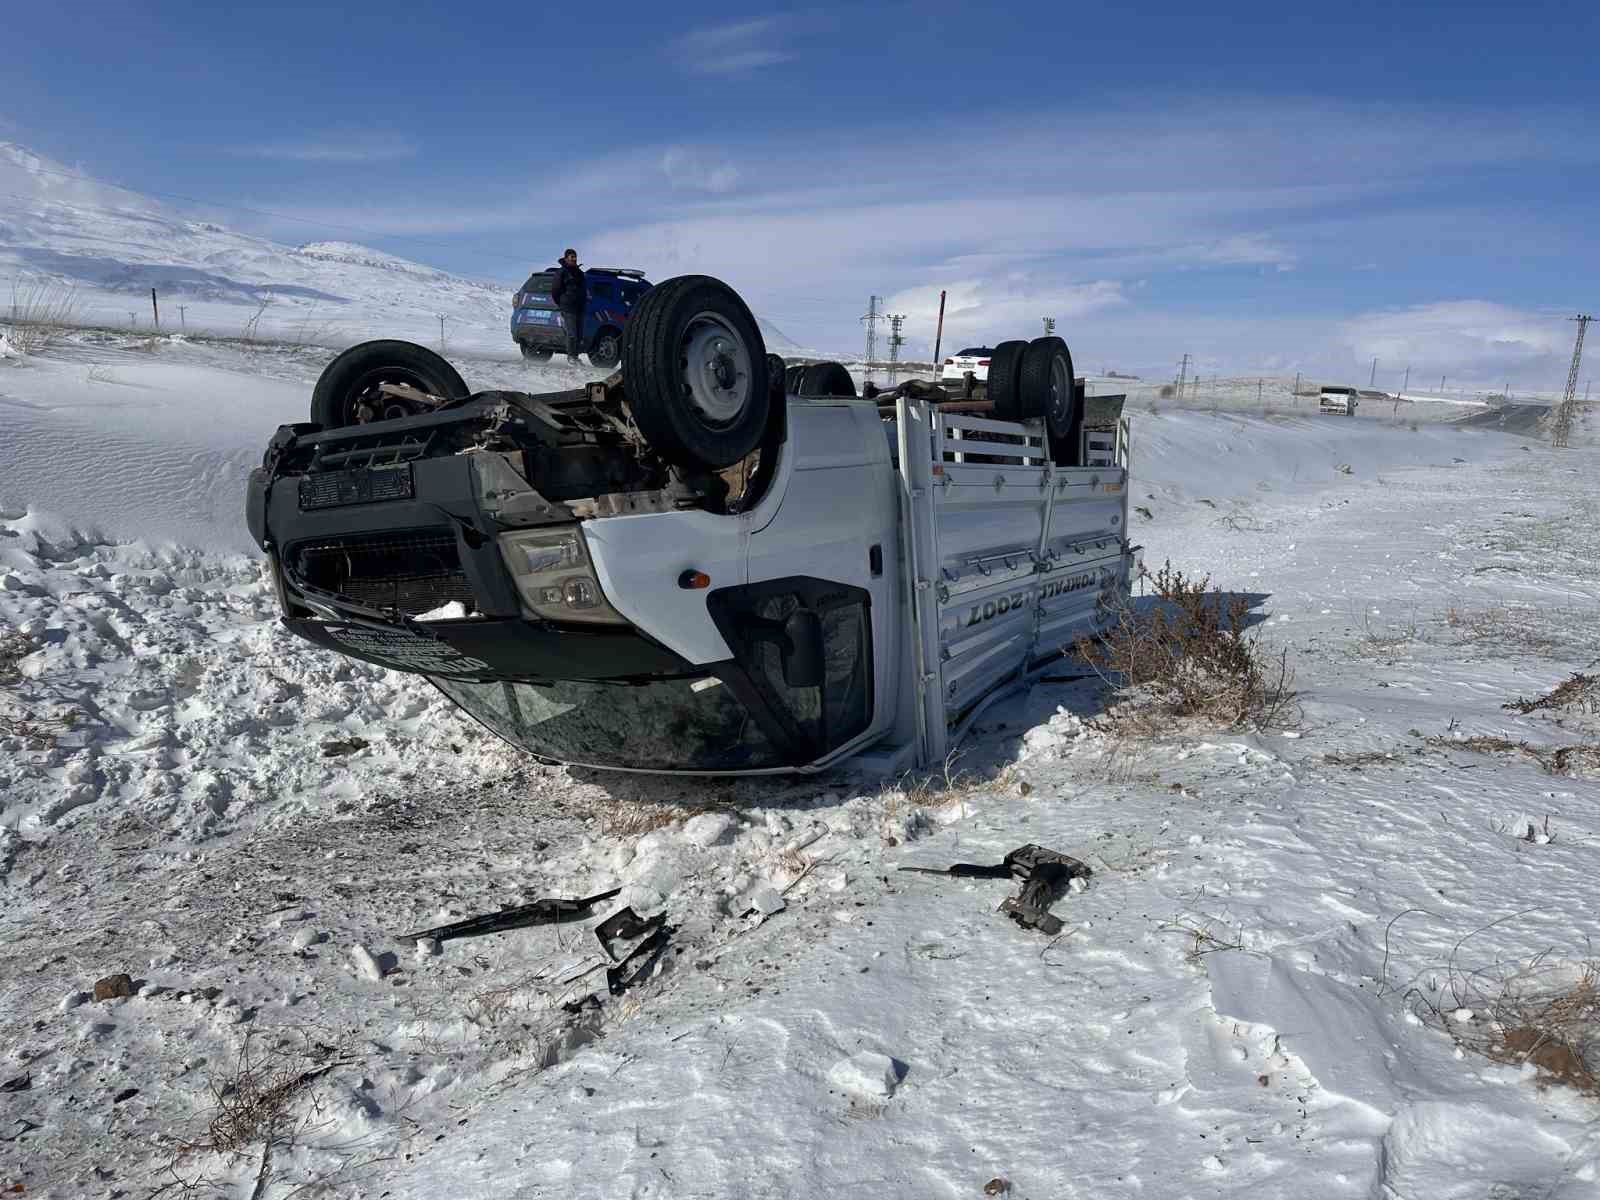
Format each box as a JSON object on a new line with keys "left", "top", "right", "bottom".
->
{"left": 1049, "top": 356, "right": 1070, "bottom": 422}
{"left": 680, "top": 314, "right": 751, "bottom": 427}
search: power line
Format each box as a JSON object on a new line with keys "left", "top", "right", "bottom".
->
{"left": 1552, "top": 313, "right": 1592, "bottom": 449}
{"left": 886, "top": 313, "right": 906, "bottom": 385}
{"left": 861, "top": 295, "right": 883, "bottom": 383}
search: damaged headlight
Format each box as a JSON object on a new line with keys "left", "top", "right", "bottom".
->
{"left": 498, "top": 528, "right": 627, "bottom": 626}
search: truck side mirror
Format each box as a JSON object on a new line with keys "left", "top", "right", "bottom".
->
{"left": 781, "top": 610, "right": 824, "bottom": 689}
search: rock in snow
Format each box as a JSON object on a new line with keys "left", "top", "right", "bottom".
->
{"left": 348, "top": 943, "right": 384, "bottom": 982}
{"left": 683, "top": 811, "right": 736, "bottom": 848}
{"left": 828, "top": 1051, "right": 902, "bottom": 1100}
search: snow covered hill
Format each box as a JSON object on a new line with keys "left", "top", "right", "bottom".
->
{"left": 0, "top": 141, "right": 809, "bottom": 357}
{"left": 0, "top": 141, "right": 515, "bottom": 350}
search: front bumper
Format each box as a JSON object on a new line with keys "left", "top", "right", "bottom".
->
{"left": 247, "top": 412, "right": 687, "bottom": 683}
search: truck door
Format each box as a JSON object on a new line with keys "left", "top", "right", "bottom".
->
{"left": 723, "top": 401, "right": 900, "bottom": 765}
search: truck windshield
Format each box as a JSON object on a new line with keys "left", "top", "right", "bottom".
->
{"left": 431, "top": 675, "right": 785, "bottom": 771}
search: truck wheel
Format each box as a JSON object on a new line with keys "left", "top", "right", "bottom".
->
{"left": 987, "top": 340, "right": 1029, "bottom": 419}
{"left": 520, "top": 343, "right": 553, "bottom": 363}
{"left": 797, "top": 361, "right": 856, "bottom": 398}
{"left": 620, "top": 275, "right": 770, "bottom": 470}
{"left": 589, "top": 328, "right": 622, "bottom": 369}
{"left": 784, "top": 364, "right": 806, "bottom": 394}
{"left": 311, "top": 340, "right": 469, "bottom": 427}
{"left": 1020, "top": 336, "right": 1078, "bottom": 441}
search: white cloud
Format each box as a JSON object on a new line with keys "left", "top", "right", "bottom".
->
{"left": 660, "top": 148, "right": 740, "bottom": 194}
{"left": 666, "top": 18, "right": 795, "bottom": 76}
{"left": 1338, "top": 301, "right": 1574, "bottom": 381}
{"left": 229, "top": 133, "right": 418, "bottom": 163}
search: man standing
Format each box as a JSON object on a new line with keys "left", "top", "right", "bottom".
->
{"left": 550, "top": 248, "right": 587, "bottom": 366}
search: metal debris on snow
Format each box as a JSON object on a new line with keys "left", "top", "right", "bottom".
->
{"left": 898, "top": 843, "right": 1091, "bottom": 936}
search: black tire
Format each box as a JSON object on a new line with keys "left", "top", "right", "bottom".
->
{"left": 765, "top": 355, "right": 787, "bottom": 401}
{"left": 620, "top": 275, "right": 771, "bottom": 470}
{"left": 784, "top": 364, "right": 806, "bottom": 395}
{"left": 311, "top": 340, "right": 469, "bottom": 428}
{"left": 796, "top": 361, "right": 857, "bottom": 398}
{"left": 987, "top": 340, "right": 1029, "bottom": 419}
{"left": 1020, "top": 336, "right": 1078, "bottom": 440}
{"left": 589, "top": 328, "right": 622, "bottom": 369}
{"left": 519, "top": 343, "right": 553, "bottom": 363}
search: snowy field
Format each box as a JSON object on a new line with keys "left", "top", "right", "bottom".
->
{"left": 4, "top": 329, "right": 1600, "bottom": 1199}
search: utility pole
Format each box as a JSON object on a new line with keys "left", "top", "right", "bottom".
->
{"left": 438, "top": 315, "right": 447, "bottom": 354}
{"left": 886, "top": 313, "right": 906, "bottom": 385}
{"left": 1402, "top": 365, "right": 1410, "bottom": 396}
{"left": 860, "top": 295, "right": 883, "bottom": 384}
{"left": 1551, "top": 313, "right": 1592, "bottom": 449}
{"left": 1176, "top": 353, "right": 1190, "bottom": 396}
{"left": 179, "top": 306, "right": 186, "bottom": 331}
{"left": 1042, "top": 317, "right": 1056, "bottom": 337}
{"left": 1440, "top": 374, "right": 1446, "bottom": 394}
{"left": 1370, "top": 356, "right": 1378, "bottom": 387}
{"left": 150, "top": 288, "right": 160, "bottom": 330}
{"left": 1293, "top": 370, "right": 1301, "bottom": 402}
{"left": 128, "top": 311, "right": 137, "bottom": 329}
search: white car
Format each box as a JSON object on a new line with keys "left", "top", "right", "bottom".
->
{"left": 1318, "top": 385, "right": 1359, "bottom": 416}
{"left": 940, "top": 346, "right": 994, "bottom": 385}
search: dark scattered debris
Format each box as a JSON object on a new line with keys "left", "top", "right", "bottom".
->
{"left": 320, "top": 735, "right": 370, "bottom": 758}
{"left": 0, "top": 1076, "right": 29, "bottom": 1094}
{"left": 401, "top": 887, "right": 622, "bottom": 944}
{"left": 900, "top": 844, "right": 1091, "bottom": 936}
{"left": 112, "top": 1087, "right": 139, "bottom": 1104}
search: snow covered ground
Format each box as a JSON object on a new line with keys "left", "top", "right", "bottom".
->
{"left": 3, "top": 333, "right": 1600, "bottom": 1199}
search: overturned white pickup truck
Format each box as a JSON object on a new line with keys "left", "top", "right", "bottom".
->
{"left": 245, "top": 276, "right": 1135, "bottom": 775}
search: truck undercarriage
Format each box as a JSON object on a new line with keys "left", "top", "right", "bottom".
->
{"left": 246, "top": 275, "right": 1134, "bottom": 775}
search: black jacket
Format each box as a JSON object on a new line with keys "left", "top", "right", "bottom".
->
{"left": 551, "top": 262, "right": 586, "bottom": 312}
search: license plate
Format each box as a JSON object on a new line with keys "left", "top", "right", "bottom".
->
{"left": 298, "top": 465, "right": 414, "bottom": 510}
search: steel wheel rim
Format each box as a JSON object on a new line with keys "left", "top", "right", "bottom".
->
{"left": 1049, "top": 354, "right": 1070, "bottom": 424}
{"left": 679, "top": 313, "right": 751, "bottom": 428}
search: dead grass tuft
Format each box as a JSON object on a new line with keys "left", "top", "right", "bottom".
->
{"left": 0, "top": 626, "right": 66, "bottom": 747}
{"left": 1425, "top": 960, "right": 1600, "bottom": 1097}
{"left": 1422, "top": 732, "right": 1600, "bottom": 776}
{"left": 179, "top": 1033, "right": 352, "bottom": 1156}
{"left": 1442, "top": 603, "right": 1559, "bottom": 653}
{"left": 1076, "top": 560, "right": 1296, "bottom": 732}
{"left": 1505, "top": 672, "right": 1600, "bottom": 716}
{"left": 5, "top": 277, "right": 81, "bottom": 354}
{"left": 602, "top": 798, "right": 731, "bottom": 838}
{"left": 0, "top": 627, "right": 31, "bottom": 684}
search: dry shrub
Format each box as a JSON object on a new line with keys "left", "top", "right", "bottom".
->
{"left": 5, "top": 278, "right": 81, "bottom": 354}
{"left": 1423, "top": 732, "right": 1600, "bottom": 776}
{"left": 1430, "top": 960, "right": 1600, "bottom": 1097}
{"left": 0, "top": 627, "right": 63, "bottom": 747}
{"left": 1158, "top": 383, "right": 1176, "bottom": 398}
{"left": 1443, "top": 603, "right": 1559, "bottom": 653}
{"left": 0, "top": 627, "right": 31, "bottom": 684}
{"left": 1505, "top": 672, "right": 1600, "bottom": 716}
{"left": 602, "top": 798, "right": 730, "bottom": 838}
{"left": 1076, "top": 561, "right": 1295, "bottom": 730}
{"left": 182, "top": 1033, "right": 351, "bottom": 1155}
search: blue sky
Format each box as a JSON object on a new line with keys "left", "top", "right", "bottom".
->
{"left": 8, "top": 0, "right": 1600, "bottom": 382}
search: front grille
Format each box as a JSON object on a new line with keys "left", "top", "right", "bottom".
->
{"left": 286, "top": 529, "right": 475, "bottom": 617}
